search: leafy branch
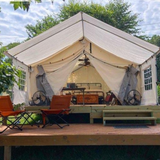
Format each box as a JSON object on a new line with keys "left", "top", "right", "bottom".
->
{"left": 10, "top": 0, "right": 64, "bottom": 11}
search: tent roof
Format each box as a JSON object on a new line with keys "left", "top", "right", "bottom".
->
{"left": 7, "top": 12, "right": 159, "bottom": 66}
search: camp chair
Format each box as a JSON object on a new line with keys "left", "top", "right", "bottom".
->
{"left": 0, "top": 96, "right": 25, "bottom": 133}
{"left": 41, "top": 95, "right": 72, "bottom": 129}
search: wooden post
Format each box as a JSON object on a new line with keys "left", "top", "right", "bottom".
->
{"left": 90, "top": 118, "right": 93, "bottom": 124}
{"left": 4, "top": 146, "right": 11, "bottom": 160}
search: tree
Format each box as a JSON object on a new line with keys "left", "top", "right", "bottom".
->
{"left": 147, "top": 35, "right": 160, "bottom": 82}
{"left": 106, "top": 0, "right": 139, "bottom": 35}
{"left": 0, "top": 42, "right": 20, "bottom": 58}
{"left": 58, "top": 0, "right": 140, "bottom": 35}
{"left": 25, "top": 0, "right": 141, "bottom": 38}
{"left": 0, "top": 42, "right": 20, "bottom": 64}
{"left": 26, "top": 15, "right": 59, "bottom": 39}
{"left": 0, "top": 60, "right": 21, "bottom": 94}
{"left": 58, "top": 1, "right": 112, "bottom": 23}
{"left": 10, "top": 0, "right": 64, "bottom": 11}
{"left": 10, "top": 1, "right": 32, "bottom": 11}
{"left": 0, "top": 42, "right": 21, "bottom": 94}
{"left": 0, "top": 4, "right": 21, "bottom": 94}
{"left": 147, "top": 35, "right": 160, "bottom": 47}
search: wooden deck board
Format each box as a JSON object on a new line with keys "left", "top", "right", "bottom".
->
{"left": 16, "top": 105, "right": 160, "bottom": 146}
{"left": 1, "top": 124, "right": 160, "bottom": 146}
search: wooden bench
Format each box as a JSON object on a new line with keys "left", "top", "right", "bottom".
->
{"left": 103, "top": 110, "right": 157, "bottom": 126}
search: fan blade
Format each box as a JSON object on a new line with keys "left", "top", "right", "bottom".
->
{"left": 135, "top": 99, "right": 140, "bottom": 105}
{"left": 128, "top": 97, "right": 135, "bottom": 104}
{"left": 32, "top": 91, "right": 47, "bottom": 105}
{"left": 127, "top": 89, "right": 141, "bottom": 105}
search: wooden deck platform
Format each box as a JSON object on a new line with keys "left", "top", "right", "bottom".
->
{"left": 1, "top": 123, "right": 160, "bottom": 160}
{"left": 1, "top": 124, "right": 160, "bottom": 146}
{"left": 25, "top": 105, "right": 160, "bottom": 123}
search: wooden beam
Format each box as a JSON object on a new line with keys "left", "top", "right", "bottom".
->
{"left": 90, "top": 112, "right": 102, "bottom": 118}
{"left": 90, "top": 118, "right": 94, "bottom": 124}
{"left": 25, "top": 105, "right": 160, "bottom": 119}
{"left": 1, "top": 124, "right": 160, "bottom": 146}
{"left": 1, "top": 135, "right": 160, "bottom": 146}
{"left": 4, "top": 146, "right": 11, "bottom": 160}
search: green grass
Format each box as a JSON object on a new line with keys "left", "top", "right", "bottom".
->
{"left": 0, "top": 114, "right": 42, "bottom": 125}
{"left": 0, "top": 146, "right": 160, "bottom": 160}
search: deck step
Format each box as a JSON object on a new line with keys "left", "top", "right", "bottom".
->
{"left": 103, "top": 110, "right": 153, "bottom": 113}
{"left": 103, "top": 117, "right": 156, "bottom": 120}
{"left": 103, "top": 109, "right": 156, "bottom": 126}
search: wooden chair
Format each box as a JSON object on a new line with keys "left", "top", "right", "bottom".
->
{"left": 0, "top": 95, "right": 25, "bottom": 133}
{"left": 41, "top": 95, "right": 71, "bottom": 128}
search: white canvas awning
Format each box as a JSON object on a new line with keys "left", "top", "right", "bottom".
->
{"left": 7, "top": 12, "right": 159, "bottom": 66}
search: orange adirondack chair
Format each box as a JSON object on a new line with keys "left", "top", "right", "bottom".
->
{"left": 41, "top": 95, "right": 71, "bottom": 128}
{"left": 0, "top": 95, "right": 25, "bottom": 133}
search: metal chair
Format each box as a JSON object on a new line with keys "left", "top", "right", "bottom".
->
{"left": 41, "top": 95, "right": 71, "bottom": 129}
{"left": 0, "top": 96, "right": 25, "bottom": 133}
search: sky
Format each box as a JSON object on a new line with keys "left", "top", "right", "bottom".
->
{"left": 0, "top": 0, "right": 160, "bottom": 46}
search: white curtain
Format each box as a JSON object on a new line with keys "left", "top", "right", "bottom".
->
{"left": 44, "top": 54, "right": 81, "bottom": 95}
{"left": 13, "top": 84, "right": 29, "bottom": 105}
{"left": 43, "top": 51, "right": 82, "bottom": 72}
{"left": 87, "top": 54, "right": 126, "bottom": 96}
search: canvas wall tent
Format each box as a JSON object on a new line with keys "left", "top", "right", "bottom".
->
{"left": 5, "top": 12, "right": 160, "bottom": 105}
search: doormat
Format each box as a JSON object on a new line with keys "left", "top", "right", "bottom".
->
{"left": 113, "top": 125, "right": 149, "bottom": 129}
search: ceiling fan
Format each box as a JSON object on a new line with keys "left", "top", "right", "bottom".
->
{"left": 78, "top": 54, "right": 90, "bottom": 66}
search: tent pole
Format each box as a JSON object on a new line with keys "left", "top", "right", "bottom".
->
{"left": 155, "top": 56, "right": 159, "bottom": 105}
{"left": 81, "top": 12, "right": 85, "bottom": 38}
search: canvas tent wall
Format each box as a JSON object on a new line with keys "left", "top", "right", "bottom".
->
{"left": 6, "top": 12, "right": 160, "bottom": 105}
{"left": 140, "top": 57, "right": 158, "bottom": 105}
